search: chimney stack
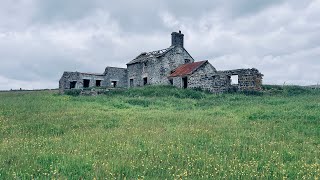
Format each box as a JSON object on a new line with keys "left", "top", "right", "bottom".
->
{"left": 171, "top": 30, "right": 184, "bottom": 47}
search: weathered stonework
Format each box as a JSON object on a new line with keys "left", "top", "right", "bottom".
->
{"left": 126, "top": 45, "right": 194, "bottom": 87}
{"left": 169, "top": 63, "right": 263, "bottom": 93}
{"left": 187, "top": 62, "right": 217, "bottom": 90}
{"left": 59, "top": 31, "right": 263, "bottom": 93}
{"left": 219, "top": 69, "right": 263, "bottom": 91}
{"left": 59, "top": 72, "right": 104, "bottom": 93}
{"left": 103, "top": 67, "right": 127, "bottom": 88}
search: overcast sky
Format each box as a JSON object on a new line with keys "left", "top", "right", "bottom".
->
{"left": 0, "top": 0, "right": 319, "bottom": 90}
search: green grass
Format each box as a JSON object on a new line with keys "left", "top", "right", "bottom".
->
{"left": 0, "top": 86, "right": 319, "bottom": 179}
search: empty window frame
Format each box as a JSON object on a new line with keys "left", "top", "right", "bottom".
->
{"left": 184, "top": 59, "right": 191, "bottom": 64}
{"left": 83, "top": 79, "right": 90, "bottom": 88}
{"left": 231, "top": 75, "right": 239, "bottom": 85}
{"left": 70, "top": 81, "right": 77, "bottom": 89}
{"left": 96, "top": 80, "right": 102, "bottom": 87}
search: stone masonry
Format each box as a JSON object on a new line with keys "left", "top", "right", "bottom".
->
{"left": 59, "top": 31, "right": 263, "bottom": 93}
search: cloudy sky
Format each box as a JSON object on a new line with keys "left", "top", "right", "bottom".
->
{"left": 0, "top": 0, "right": 319, "bottom": 90}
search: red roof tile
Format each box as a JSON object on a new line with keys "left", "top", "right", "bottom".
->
{"left": 169, "top": 61, "right": 207, "bottom": 77}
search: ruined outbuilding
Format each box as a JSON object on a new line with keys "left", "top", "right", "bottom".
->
{"left": 59, "top": 31, "right": 263, "bottom": 93}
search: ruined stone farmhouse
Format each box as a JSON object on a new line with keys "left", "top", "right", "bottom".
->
{"left": 59, "top": 31, "right": 263, "bottom": 93}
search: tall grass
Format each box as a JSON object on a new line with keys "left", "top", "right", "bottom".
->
{"left": 0, "top": 86, "right": 319, "bottom": 179}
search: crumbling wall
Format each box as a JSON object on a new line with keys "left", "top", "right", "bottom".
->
{"left": 59, "top": 72, "right": 81, "bottom": 93}
{"left": 103, "top": 67, "right": 128, "bottom": 88}
{"left": 180, "top": 68, "right": 263, "bottom": 93}
{"left": 219, "top": 68, "right": 263, "bottom": 91}
{"left": 81, "top": 74, "right": 105, "bottom": 88}
{"left": 59, "top": 72, "right": 105, "bottom": 93}
{"left": 210, "top": 74, "right": 231, "bottom": 93}
{"left": 127, "top": 63, "right": 144, "bottom": 87}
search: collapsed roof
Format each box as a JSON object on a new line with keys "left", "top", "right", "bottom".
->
{"left": 126, "top": 46, "right": 175, "bottom": 65}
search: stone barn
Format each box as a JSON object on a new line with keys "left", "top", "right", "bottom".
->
{"left": 59, "top": 31, "right": 263, "bottom": 93}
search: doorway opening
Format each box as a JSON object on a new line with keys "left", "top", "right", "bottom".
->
{"left": 169, "top": 79, "right": 173, "bottom": 85}
{"left": 143, "top": 77, "right": 147, "bottom": 85}
{"left": 111, "top": 81, "right": 117, "bottom": 88}
{"left": 182, "top": 77, "right": 188, "bottom": 88}
{"left": 130, "top": 79, "right": 134, "bottom": 87}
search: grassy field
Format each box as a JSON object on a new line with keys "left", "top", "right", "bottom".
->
{"left": 0, "top": 86, "right": 319, "bottom": 179}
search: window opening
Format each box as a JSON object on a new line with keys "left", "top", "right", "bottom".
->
{"left": 70, "top": 81, "right": 77, "bottom": 89}
{"left": 83, "top": 79, "right": 90, "bottom": 88}
{"left": 231, "top": 75, "right": 239, "bottom": 85}
{"left": 96, "top": 80, "right": 101, "bottom": 87}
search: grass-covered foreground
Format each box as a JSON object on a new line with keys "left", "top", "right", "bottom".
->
{"left": 0, "top": 86, "right": 319, "bottom": 179}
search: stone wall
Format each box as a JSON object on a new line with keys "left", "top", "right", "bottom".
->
{"left": 81, "top": 74, "right": 105, "bottom": 88}
{"left": 158, "top": 46, "right": 194, "bottom": 85}
{"left": 59, "top": 72, "right": 81, "bottom": 93}
{"left": 126, "top": 46, "right": 194, "bottom": 88}
{"left": 219, "top": 68, "right": 263, "bottom": 91}
{"left": 172, "top": 77, "right": 182, "bottom": 88}
{"left": 127, "top": 62, "right": 144, "bottom": 87}
{"left": 59, "top": 72, "right": 105, "bottom": 93}
{"left": 103, "top": 67, "right": 127, "bottom": 88}
{"left": 210, "top": 75, "right": 231, "bottom": 93}
{"left": 177, "top": 65, "right": 263, "bottom": 93}
{"left": 193, "top": 74, "right": 231, "bottom": 93}
{"left": 141, "top": 57, "right": 162, "bottom": 86}
{"left": 187, "top": 62, "right": 217, "bottom": 91}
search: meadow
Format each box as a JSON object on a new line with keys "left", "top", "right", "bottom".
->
{"left": 0, "top": 86, "right": 319, "bottom": 179}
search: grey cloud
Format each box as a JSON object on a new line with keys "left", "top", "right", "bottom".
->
{"left": 34, "top": 0, "right": 96, "bottom": 22}
{"left": 31, "top": 0, "right": 291, "bottom": 32}
{"left": 0, "top": 0, "right": 319, "bottom": 90}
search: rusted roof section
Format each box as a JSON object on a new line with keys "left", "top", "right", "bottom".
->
{"left": 127, "top": 46, "right": 175, "bottom": 65}
{"left": 169, "top": 60, "right": 207, "bottom": 77}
